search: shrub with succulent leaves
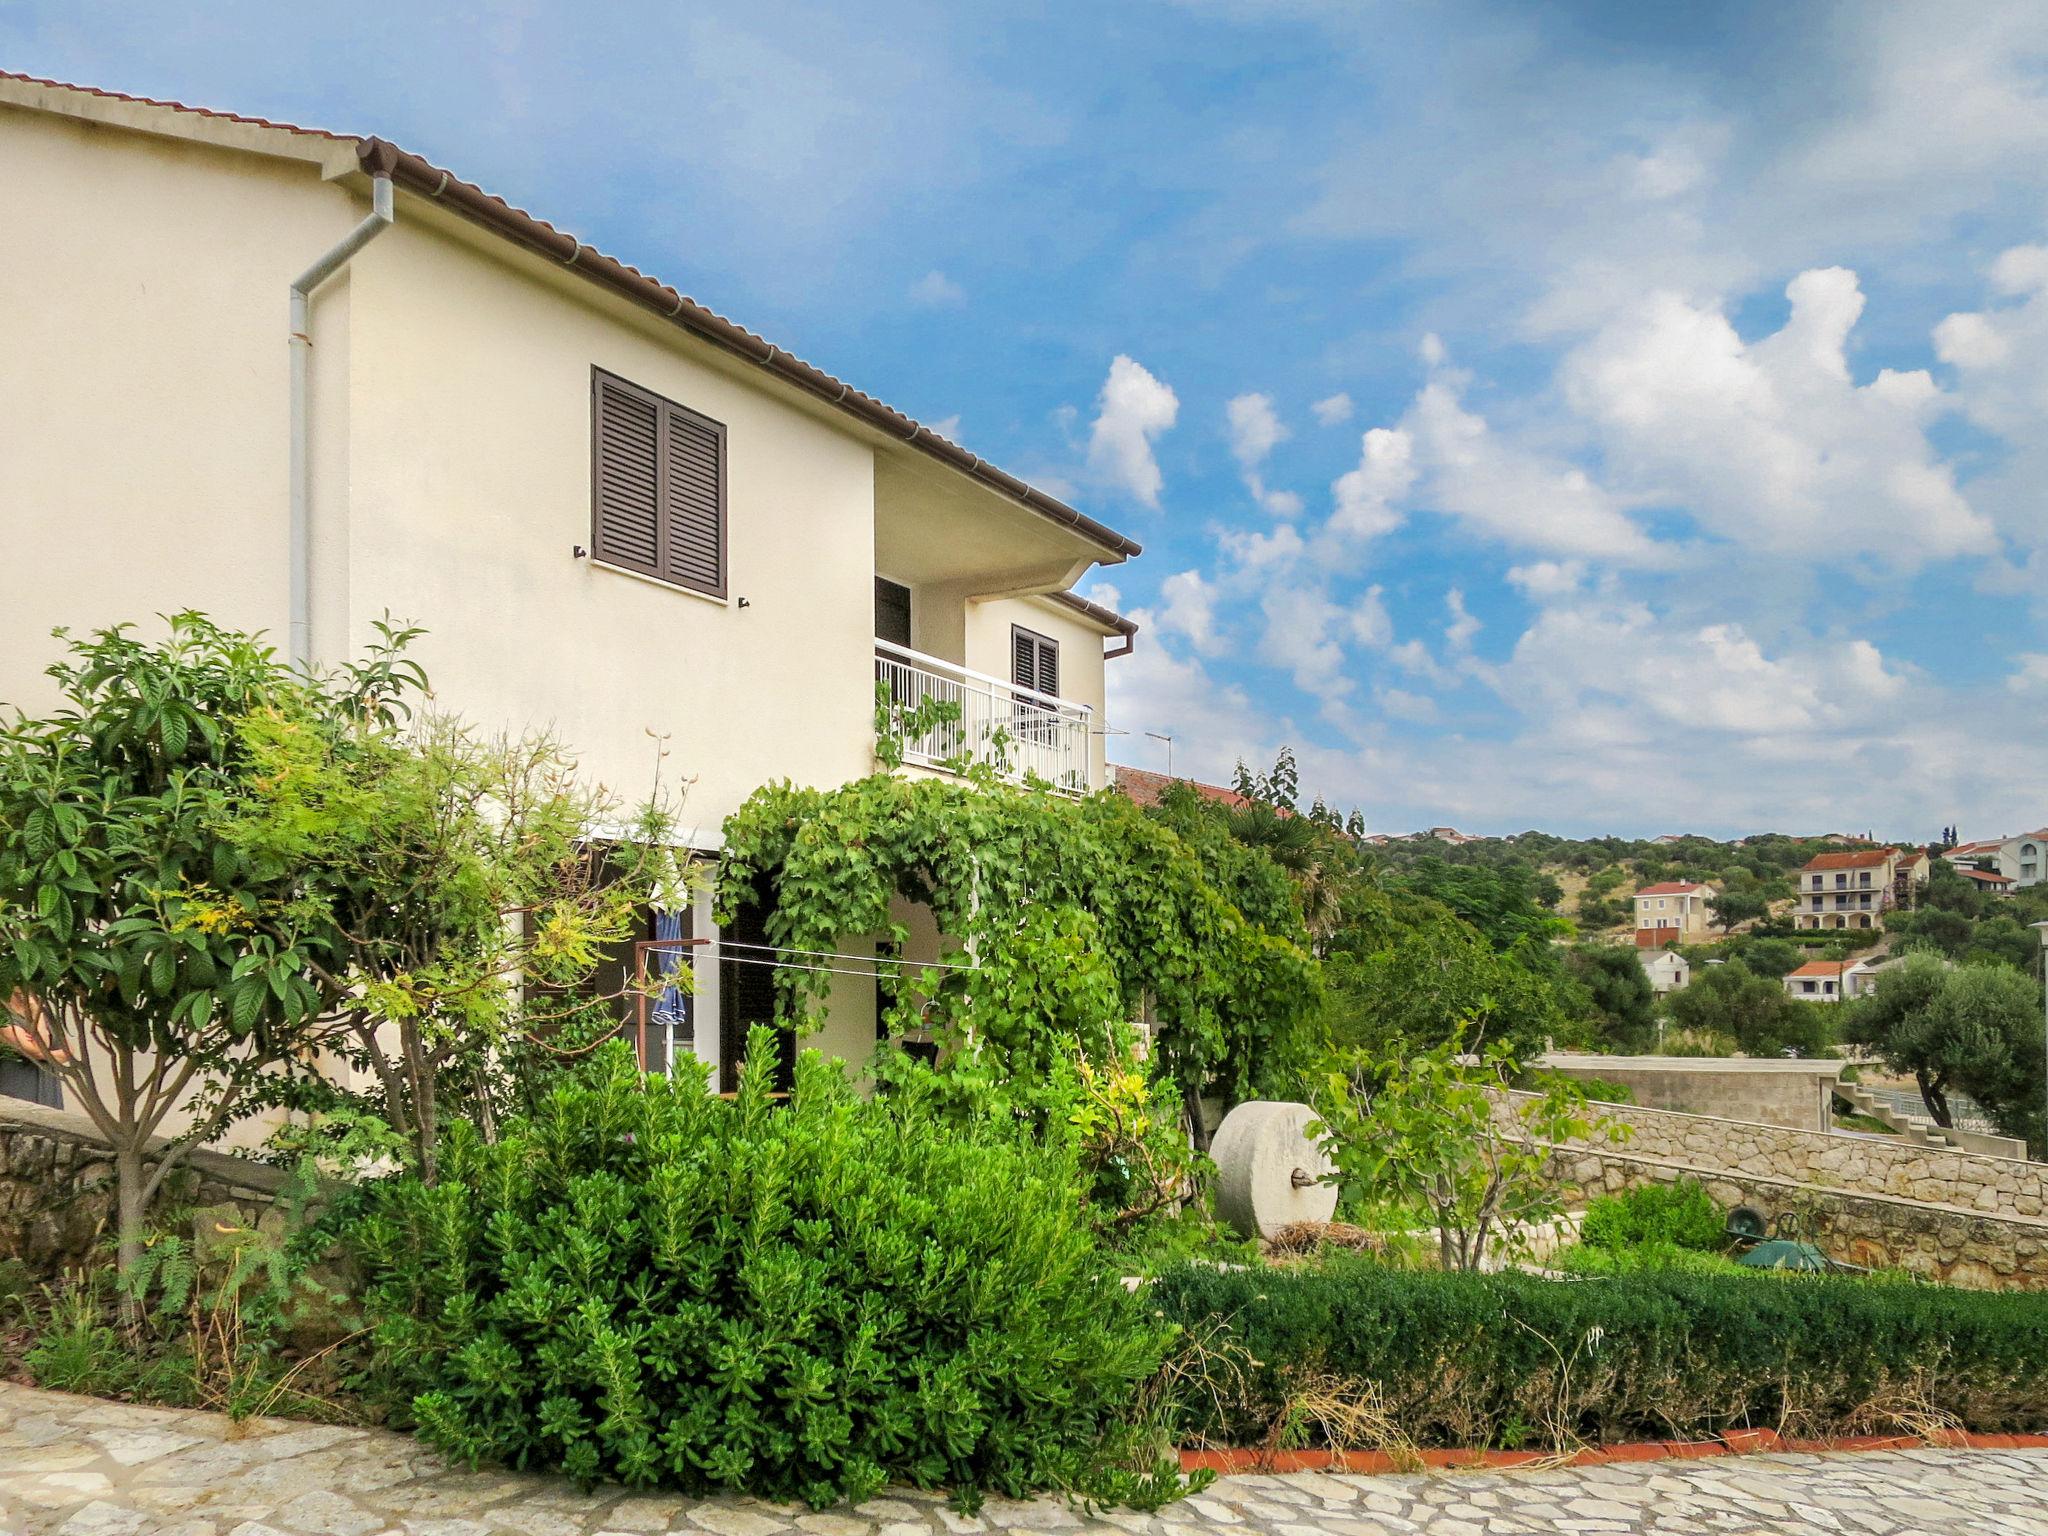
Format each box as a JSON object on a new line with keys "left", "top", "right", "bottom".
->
{"left": 345, "top": 1031, "right": 1188, "bottom": 1511}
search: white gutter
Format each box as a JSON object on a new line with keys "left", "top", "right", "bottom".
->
{"left": 289, "top": 173, "right": 393, "bottom": 668}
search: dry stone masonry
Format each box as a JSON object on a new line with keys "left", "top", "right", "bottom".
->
{"left": 1506, "top": 1092, "right": 2048, "bottom": 1288}
{"left": 0, "top": 1098, "right": 287, "bottom": 1276}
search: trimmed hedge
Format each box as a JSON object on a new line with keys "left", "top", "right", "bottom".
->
{"left": 1152, "top": 1258, "right": 2048, "bottom": 1449}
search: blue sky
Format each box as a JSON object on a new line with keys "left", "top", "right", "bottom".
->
{"left": 9, "top": 1, "right": 2048, "bottom": 838}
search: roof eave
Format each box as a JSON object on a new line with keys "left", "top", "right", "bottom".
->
{"left": 358, "top": 138, "right": 1142, "bottom": 564}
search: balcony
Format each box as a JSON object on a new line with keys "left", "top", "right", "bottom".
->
{"left": 875, "top": 640, "right": 1094, "bottom": 793}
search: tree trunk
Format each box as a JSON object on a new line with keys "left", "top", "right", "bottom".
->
{"left": 1182, "top": 1080, "right": 1211, "bottom": 1154}
{"left": 112, "top": 1140, "right": 147, "bottom": 1325}
{"left": 1916, "top": 1070, "right": 1953, "bottom": 1128}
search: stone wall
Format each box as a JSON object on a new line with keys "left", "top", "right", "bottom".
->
{"left": 1555, "top": 1144, "right": 2048, "bottom": 1291}
{"left": 1508, "top": 1091, "right": 2048, "bottom": 1219}
{"left": 0, "top": 1097, "right": 288, "bottom": 1276}
{"left": 1539, "top": 1053, "right": 1841, "bottom": 1131}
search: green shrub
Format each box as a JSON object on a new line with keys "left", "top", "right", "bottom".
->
{"left": 347, "top": 1035, "right": 1185, "bottom": 1511}
{"left": 1552, "top": 1241, "right": 1746, "bottom": 1278}
{"left": 1151, "top": 1257, "right": 2048, "bottom": 1449}
{"left": 1580, "top": 1180, "right": 1726, "bottom": 1253}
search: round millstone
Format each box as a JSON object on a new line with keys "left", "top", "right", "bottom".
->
{"left": 1210, "top": 1100, "right": 1338, "bottom": 1239}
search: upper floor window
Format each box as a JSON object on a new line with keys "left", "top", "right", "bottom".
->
{"left": 1011, "top": 625, "right": 1060, "bottom": 699}
{"left": 591, "top": 368, "right": 727, "bottom": 599}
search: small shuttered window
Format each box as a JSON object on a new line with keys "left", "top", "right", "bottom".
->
{"left": 1011, "top": 624, "right": 1059, "bottom": 699}
{"left": 591, "top": 368, "right": 727, "bottom": 598}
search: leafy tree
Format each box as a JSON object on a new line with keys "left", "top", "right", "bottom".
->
{"left": 1664, "top": 961, "right": 1831, "bottom": 1057}
{"left": 222, "top": 699, "right": 687, "bottom": 1182}
{"left": 1708, "top": 885, "right": 1770, "bottom": 933}
{"left": 0, "top": 617, "right": 357, "bottom": 1284}
{"left": 1847, "top": 956, "right": 2045, "bottom": 1151}
{"left": 1322, "top": 905, "right": 1578, "bottom": 1059}
{"left": 1565, "top": 945, "right": 1658, "bottom": 1052}
{"left": 1310, "top": 1034, "right": 1606, "bottom": 1271}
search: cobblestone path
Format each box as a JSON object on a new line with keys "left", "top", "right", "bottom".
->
{"left": 3, "top": 1382, "right": 2044, "bottom": 1535}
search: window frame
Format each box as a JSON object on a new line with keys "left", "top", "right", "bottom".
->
{"left": 590, "top": 366, "right": 730, "bottom": 601}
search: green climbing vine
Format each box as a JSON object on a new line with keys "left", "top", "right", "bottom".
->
{"left": 717, "top": 772, "right": 1322, "bottom": 1121}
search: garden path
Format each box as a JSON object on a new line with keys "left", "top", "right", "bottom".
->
{"left": 2, "top": 1382, "right": 2044, "bottom": 1536}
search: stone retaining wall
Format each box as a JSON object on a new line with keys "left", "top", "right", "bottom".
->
{"left": 1507, "top": 1090, "right": 2048, "bottom": 1219}
{"left": 1555, "top": 1143, "right": 2048, "bottom": 1290}
{"left": 0, "top": 1098, "right": 288, "bottom": 1275}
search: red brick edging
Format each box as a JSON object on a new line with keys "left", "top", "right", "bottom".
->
{"left": 1180, "top": 1428, "right": 2048, "bottom": 1475}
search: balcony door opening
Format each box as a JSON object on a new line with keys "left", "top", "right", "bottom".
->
{"left": 875, "top": 577, "right": 912, "bottom": 648}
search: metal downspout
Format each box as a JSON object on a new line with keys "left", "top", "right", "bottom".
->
{"left": 289, "top": 172, "right": 393, "bottom": 669}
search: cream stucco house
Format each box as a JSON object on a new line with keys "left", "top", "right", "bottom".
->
{"left": 0, "top": 72, "right": 1142, "bottom": 1096}
{"left": 1632, "top": 880, "right": 1714, "bottom": 941}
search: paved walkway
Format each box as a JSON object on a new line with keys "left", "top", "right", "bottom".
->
{"left": 3, "top": 1382, "right": 2045, "bottom": 1536}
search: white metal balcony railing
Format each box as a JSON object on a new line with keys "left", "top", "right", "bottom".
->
{"left": 874, "top": 640, "right": 1093, "bottom": 793}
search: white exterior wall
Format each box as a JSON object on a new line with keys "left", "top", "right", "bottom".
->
{"left": 1, "top": 96, "right": 1132, "bottom": 1128}
{"left": 0, "top": 103, "right": 1117, "bottom": 835}
{"left": 965, "top": 594, "right": 1112, "bottom": 790}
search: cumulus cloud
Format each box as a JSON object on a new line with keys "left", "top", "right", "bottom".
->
{"left": 1226, "top": 392, "right": 1303, "bottom": 516}
{"left": 1086, "top": 355, "right": 1180, "bottom": 507}
{"left": 1156, "top": 570, "right": 1222, "bottom": 654}
{"left": 1444, "top": 588, "right": 1480, "bottom": 652}
{"left": 1561, "top": 268, "right": 1995, "bottom": 565}
{"left": 1401, "top": 374, "right": 1664, "bottom": 563}
{"left": 1328, "top": 427, "right": 1415, "bottom": 545}
{"left": 1312, "top": 392, "right": 1355, "bottom": 426}
{"left": 1934, "top": 244, "right": 2048, "bottom": 556}
{"left": 2009, "top": 654, "right": 2048, "bottom": 693}
{"left": 1506, "top": 560, "right": 1586, "bottom": 600}
{"left": 908, "top": 269, "right": 965, "bottom": 307}
{"left": 1226, "top": 393, "right": 1289, "bottom": 466}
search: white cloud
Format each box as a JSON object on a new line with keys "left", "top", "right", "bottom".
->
{"left": 1561, "top": 268, "right": 1995, "bottom": 565}
{"left": 1156, "top": 570, "right": 1222, "bottom": 655}
{"left": 1934, "top": 244, "right": 2048, "bottom": 559}
{"left": 1377, "top": 686, "right": 1438, "bottom": 723}
{"left": 1226, "top": 393, "right": 1289, "bottom": 466}
{"left": 1506, "top": 560, "right": 1586, "bottom": 600}
{"left": 1402, "top": 374, "right": 1665, "bottom": 563}
{"left": 2009, "top": 654, "right": 2048, "bottom": 694}
{"left": 1226, "top": 393, "right": 1303, "bottom": 516}
{"left": 1218, "top": 523, "right": 1307, "bottom": 573}
{"left": 1086, "top": 355, "right": 1180, "bottom": 508}
{"left": 1078, "top": 580, "right": 1122, "bottom": 613}
{"left": 1311, "top": 392, "right": 1356, "bottom": 427}
{"left": 926, "top": 414, "right": 962, "bottom": 442}
{"left": 1328, "top": 426, "right": 1415, "bottom": 545}
{"left": 1444, "top": 588, "right": 1480, "bottom": 652}
{"left": 908, "top": 269, "right": 965, "bottom": 307}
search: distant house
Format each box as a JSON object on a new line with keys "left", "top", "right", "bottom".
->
{"left": 1943, "top": 830, "right": 2047, "bottom": 889}
{"left": 1633, "top": 880, "right": 1714, "bottom": 941}
{"left": 1893, "top": 849, "right": 1932, "bottom": 908}
{"left": 1109, "top": 764, "right": 1257, "bottom": 813}
{"left": 1955, "top": 866, "right": 2016, "bottom": 894}
{"left": 1784, "top": 959, "right": 1874, "bottom": 1001}
{"left": 1639, "top": 949, "right": 1690, "bottom": 995}
{"left": 1793, "top": 849, "right": 1900, "bottom": 931}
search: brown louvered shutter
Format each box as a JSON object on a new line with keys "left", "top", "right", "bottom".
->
{"left": 662, "top": 404, "right": 726, "bottom": 596}
{"left": 592, "top": 368, "right": 728, "bottom": 598}
{"left": 1011, "top": 625, "right": 1059, "bottom": 698}
{"left": 592, "top": 374, "right": 661, "bottom": 575}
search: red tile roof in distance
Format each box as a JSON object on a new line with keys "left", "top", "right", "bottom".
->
{"left": 1800, "top": 848, "right": 1896, "bottom": 871}
{"left": 1787, "top": 960, "right": 1851, "bottom": 979}
{"left": 1635, "top": 881, "right": 1708, "bottom": 896}
{"left": 1110, "top": 765, "right": 1256, "bottom": 812}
